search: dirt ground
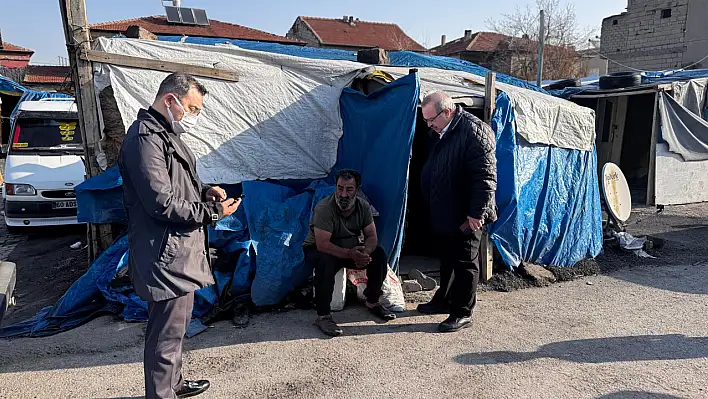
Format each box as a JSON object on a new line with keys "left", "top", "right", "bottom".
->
{"left": 1, "top": 203, "right": 707, "bottom": 398}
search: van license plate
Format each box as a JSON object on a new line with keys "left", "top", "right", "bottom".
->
{"left": 53, "top": 200, "right": 77, "bottom": 209}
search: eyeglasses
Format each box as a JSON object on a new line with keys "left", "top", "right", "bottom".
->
{"left": 423, "top": 109, "right": 444, "bottom": 124}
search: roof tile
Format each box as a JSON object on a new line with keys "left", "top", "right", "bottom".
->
{"left": 90, "top": 16, "right": 302, "bottom": 44}
{"left": 23, "top": 65, "right": 71, "bottom": 84}
{"left": 298, "top": 17, "right": 426, "bottom": 52}
{"left": 0, "top": 41, "right": 34, "bottom": 54}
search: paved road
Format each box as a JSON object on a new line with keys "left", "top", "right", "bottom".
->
{"left": 1, "top": 260, "right": 706, "bottom": 399}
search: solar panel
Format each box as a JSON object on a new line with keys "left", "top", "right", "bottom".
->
{"left": 193, "top": 8, "right": 209, "bottom": 26}
{"left": 165, "top": 6, "right": 181, "bottom": 23}
{"left": 180, "top": 7, "right": 196, "bottom": 25}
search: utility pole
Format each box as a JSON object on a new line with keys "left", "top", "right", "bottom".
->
{"left": 536, "top": 9, "right": 546, "bottom": 87}
{"left": 58, "top": 0, "right": 113, "bottom": 262}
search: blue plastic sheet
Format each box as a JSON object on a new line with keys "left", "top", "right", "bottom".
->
{"left": 489, "top": 92, "right": 603, "bottom": 268}
{"left": 552, "top": 68, "right": 708, "bottom": 99}
{"left": 9, "top": 90, "right": 73, "bottom": 127}
{"left": 0, "top": 74, "right": 26, "bottom": 94}
{"left": 0, "top": 235, "right": 128, "bottom": 338}
{"left": 335, "top": 72, "right": 420, "bottom": 267}
{"left": 75, "top": 166, "right": 128, "bottom": 224}
{"left": 242, "top": 180, "right": 328, "bottom": 306}
{"left": 157, "top": 36, "right": 542, "bottom": 93}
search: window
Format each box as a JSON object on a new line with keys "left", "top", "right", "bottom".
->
{"left": 10, "top": 118, "right": 83, "bottom": 153}
{"left": 613, "top": 19, "right": 618, "bottom": 25}
{"left": 661, "top": 9, "right": 672, "bottom": 19}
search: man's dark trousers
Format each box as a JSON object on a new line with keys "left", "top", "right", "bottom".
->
{"left": 431, "top": 230, "right": 482, "bottom": 317}
{"left": 144, "top": 291, "right": 194, "bottom": 399}
{"left": 306, "top": 246, "right": 387, "bottom": 316}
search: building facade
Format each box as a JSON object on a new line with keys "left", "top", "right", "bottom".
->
{"left": 602, "top": 0, "right": 708, "bottom": 73}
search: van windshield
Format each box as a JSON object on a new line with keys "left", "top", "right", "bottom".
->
{"left": 10, "top": 118, "right": 83, "bottom": 154}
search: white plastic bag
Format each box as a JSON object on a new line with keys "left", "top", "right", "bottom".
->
{"left": 346, "top": 267, "right": 406, "bottom": 312}
{"left": 380, "top": 268, "right": 406, "bottom": 312}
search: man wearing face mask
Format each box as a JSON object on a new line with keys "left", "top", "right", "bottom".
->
{"left": 302, "top": 169, "right": 395, "bottom": 337}
{"left": 119, "top": 73, "right": 240, "bottom": 399}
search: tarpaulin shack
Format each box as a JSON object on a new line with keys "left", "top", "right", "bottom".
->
{"left": 0, "top": 37, "right": 603, "bottom": 338}
{"left": 89, "top": 36, "right": 601, "bottom": 269}
{"left": 553, "top": 69, "right": 708, "bottom": 206}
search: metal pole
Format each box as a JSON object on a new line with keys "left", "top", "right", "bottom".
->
{"left": 536, "top": 9, "right": 546, "bottom": 87}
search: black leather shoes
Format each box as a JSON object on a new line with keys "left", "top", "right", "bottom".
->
{"left": 438, "top": 315, "right": 472, "bottom": 333}
{"left": 177, "top": 380, "right": 210, "bottom": 398}
{"left": 417, "top": 301, "right": 449, "bottom": 315}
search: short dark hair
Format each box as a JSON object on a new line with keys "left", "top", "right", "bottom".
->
{"left": 336, "top": 169, "right": 362, "bottom": 190}
{"left": 155, "top": 73, "right": 208, "bottom": 101}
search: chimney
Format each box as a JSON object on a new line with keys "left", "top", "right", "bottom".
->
{"left": 343, "top": 15, "right": 349, "bottom": 22}
{"left": 172, "top": 0, "right": 181, "bottom": 6}
{"left": 441, "top": 35, "right": 447, "bottom": 46}
{"left": 0, "top": 30, "right": 3, "bottom": 49}
{"left": 464, "top": 30, "right": 472, "bottom": 40}
{"left": 349, "top": 16, "right": 356, "bottom": 26}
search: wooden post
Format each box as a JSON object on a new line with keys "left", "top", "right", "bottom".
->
{"left": 480, "top": 72, "right": 497, "bottom": 282}
{"left": 647, "top": 90, "right": 660, "bottom": 206}
{"left": 59, "top": 0, "right": 113, "bottom": 262}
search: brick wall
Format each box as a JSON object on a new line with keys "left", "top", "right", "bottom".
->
{"left": 601, "top": 0, "right": 689, "bottom": 73}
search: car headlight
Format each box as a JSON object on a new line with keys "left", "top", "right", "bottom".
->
{"left": 6, "top": 183, "right": 36, "bottom": 196}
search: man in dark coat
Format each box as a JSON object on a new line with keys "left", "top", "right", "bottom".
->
{"left": 119, "top": 73, "right": 240, "bottom": 399}
{"left": 417, "top": 91, "right": 497, "bottom": 333}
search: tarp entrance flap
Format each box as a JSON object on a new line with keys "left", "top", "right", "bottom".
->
{"left": 659, "top": 90, "right": 708, "bottom": 161}
{"left": 490, "top": 92, "right": 603, "bottom": 268}
{"left": 334, "top": 72, "right": 420, "bottom": 267}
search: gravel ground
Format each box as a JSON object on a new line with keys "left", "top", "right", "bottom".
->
{"left": 0, "top": 203, "right": 707, "bottom": 398}
{"left": 1, "top": 261, "right": 706, "bottom": 399}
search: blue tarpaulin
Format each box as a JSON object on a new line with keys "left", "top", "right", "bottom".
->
{"left": 75, "top": 166, "right": 128, "bottom": 224}
{"left": 157, "top": 36, "right": 545, "bottom": 93}
{"left": 490, "top": 93, "right": 603, "bottom": 267}
{"left": 551, "top": 68, "right": 708, "bottom": 99}
{"left": 334, "top": 72, "right": 420, "bottom": 267}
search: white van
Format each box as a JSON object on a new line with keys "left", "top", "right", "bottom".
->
{"left": 2, "top": 98, "right": 86, "bottom": 229}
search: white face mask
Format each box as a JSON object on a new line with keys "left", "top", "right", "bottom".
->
{"left": 166, "top": 94, "right": 200, "bottom": 134}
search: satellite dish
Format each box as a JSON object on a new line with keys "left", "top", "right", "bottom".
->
{"left": 601, "top": 162, "right": 632, "bottom": 223}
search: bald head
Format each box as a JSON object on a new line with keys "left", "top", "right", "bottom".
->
{"left": 421, "top": 91, "right": 457, "bottom": 134}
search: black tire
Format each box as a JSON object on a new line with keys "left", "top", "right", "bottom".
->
{"left": 599, "top": 72, "right": 642, "bottom": 90}
{"left": 545, "top": 78, "right": 581, "bottom": 90}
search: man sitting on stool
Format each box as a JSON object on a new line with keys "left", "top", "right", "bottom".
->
{"left": 303, "top": 169, "right": 396, "bottom": 336}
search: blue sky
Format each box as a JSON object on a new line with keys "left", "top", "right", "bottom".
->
{"left": 0, "top": 0, "right": 627, "bottom": 64}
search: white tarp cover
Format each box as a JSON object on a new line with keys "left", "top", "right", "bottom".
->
{"left": 94, "top": 37, "right": 366, "bottom": 183}
{"left": 94, "top": 38, "right": 596, "bottom": 183}
{"left": 380, "top": 66, "right": 597, "bottom": 151}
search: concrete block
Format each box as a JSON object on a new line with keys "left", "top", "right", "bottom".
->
{"left": 0, "top": 261, "right": 17, "bottom": 326}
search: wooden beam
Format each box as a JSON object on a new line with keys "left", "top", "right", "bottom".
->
{"left": 59, "top": 0, "right": 112, "bottom": 261}
{"left": 82, "top": 50, "right": 240, "bottom": 82}
{"left": 480, "top": 71, "right": 497, "bottom": 282}
{"left": 647, "top": 91, "right": 660, "bottom": 206}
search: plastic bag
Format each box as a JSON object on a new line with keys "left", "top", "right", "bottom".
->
{"left": 346, "top": 267, "right": 406, "bottom": 313}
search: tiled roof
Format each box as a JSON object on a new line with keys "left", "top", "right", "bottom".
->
{"left": 430, "top": 32, "right": 508, "bottom": 55}
{"left": 23, "top": 65, "right": 71, "bottom": 84}
{"left": 298, "top": 16, "right": 426, "bottom": 52}
{"left": 90, "top": 16, "right": 302, "bottom": 44}
{"left": 0, "top": 41, "right": 34, "bottom": 54}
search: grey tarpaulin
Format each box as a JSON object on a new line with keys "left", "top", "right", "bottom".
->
{"left": 659, "top": 90, "right": 708, "bottom": 161}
